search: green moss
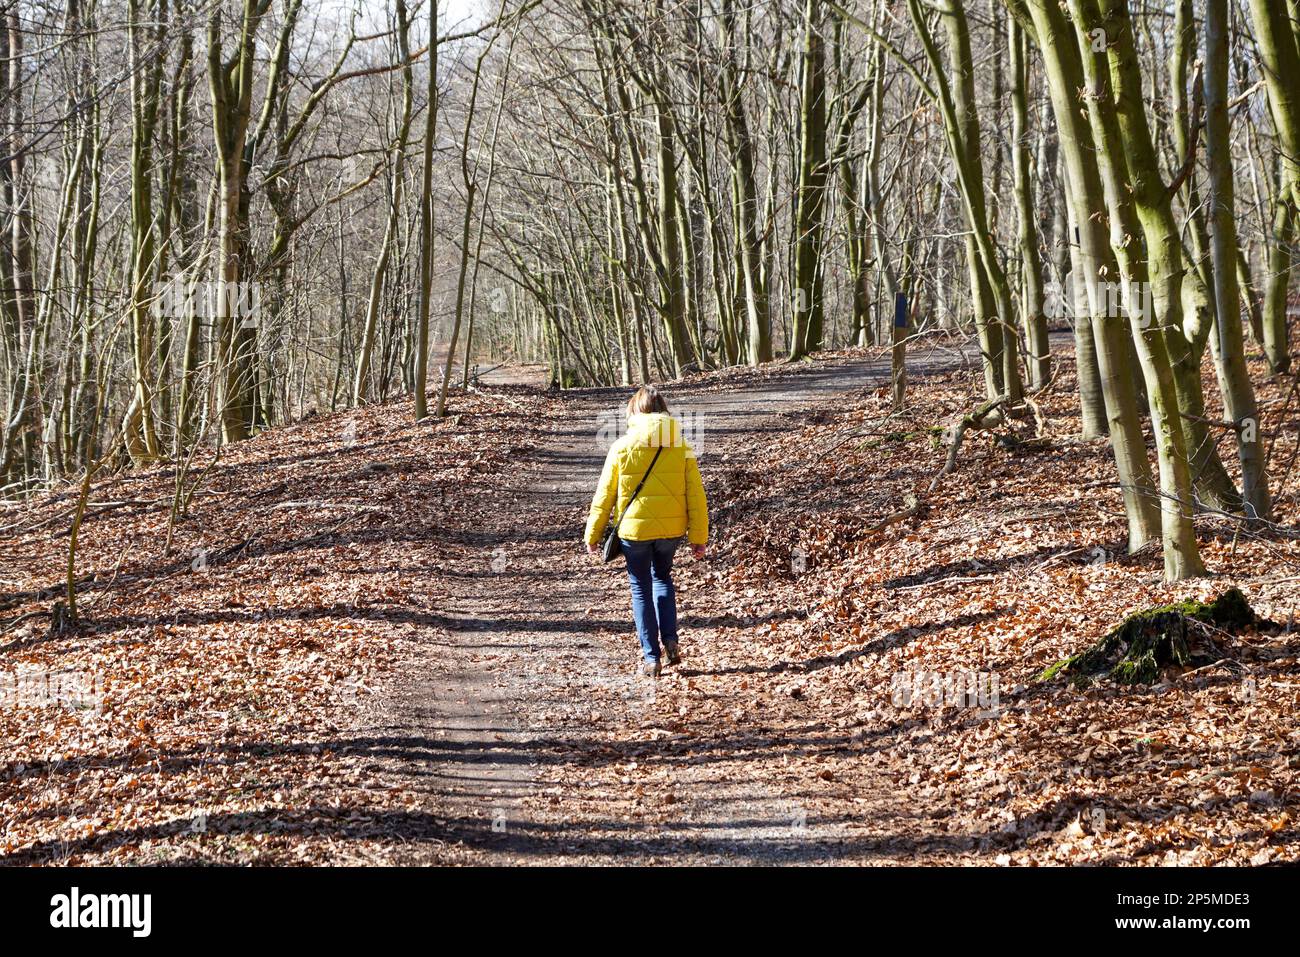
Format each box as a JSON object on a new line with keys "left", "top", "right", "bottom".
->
{"left": 1038, "top": 588, "right": 1255, "bottom": 687}
{"left": 1110, "top": 647, "right": 1160, "bottom": 684}
{"left": 1037, "top": 657, "right": 1074, "bottom": 682}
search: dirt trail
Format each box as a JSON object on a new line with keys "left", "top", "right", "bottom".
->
{"left": 366, "top": 344, "right": 976, "bottom": 864}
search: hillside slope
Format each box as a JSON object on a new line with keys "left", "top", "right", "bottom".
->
{"left": 2, "top": 339, "right": 1298, "bottom": 865}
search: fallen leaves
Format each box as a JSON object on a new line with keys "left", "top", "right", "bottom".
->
{"left": 4, "top": 341, "right": 1299, "bottom": 866}
{"left": 1, "top": 387, "right": 550, "bottom": 864}
{"left": 648, "top": 342, "right": 1300, "bottom": 866}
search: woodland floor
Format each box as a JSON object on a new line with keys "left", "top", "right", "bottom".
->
{"left": 3, "top": 331, "right": 1300, "bottom": 866}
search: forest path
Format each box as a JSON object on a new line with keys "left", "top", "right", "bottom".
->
{"left": 368, "top": 340, "right": 981, "bottom": 864}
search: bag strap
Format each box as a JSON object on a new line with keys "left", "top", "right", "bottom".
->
{"left": 612, "top": 445, "right": 664, "bottom": 533}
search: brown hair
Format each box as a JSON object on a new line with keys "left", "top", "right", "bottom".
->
{"left": 627, "top": 384, "right": 669, "bottom": 417}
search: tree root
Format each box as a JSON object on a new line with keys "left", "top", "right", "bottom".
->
{"left": 1038, "top": 587, "right": 1257, "bottom": 686}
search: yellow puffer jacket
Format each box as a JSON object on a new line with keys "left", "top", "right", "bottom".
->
{"left": 584, "top": 412, "right": 708, "bottom": 546}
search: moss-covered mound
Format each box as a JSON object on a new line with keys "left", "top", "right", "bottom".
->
{"left": 1039, "top": 588, "right": 1256, "bottom": 686}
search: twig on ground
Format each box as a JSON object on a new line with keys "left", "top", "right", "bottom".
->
{"left": 930, "top": 394, "right": 1013, "bottom": 491}
{"left": 865, "top": 493, "right": 922, "bottom": 533}
{"left": 263, "top": 501, "right": 388, "bottom": 512}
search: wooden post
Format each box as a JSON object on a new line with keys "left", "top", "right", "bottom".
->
{"left": 892, "top": 291, "right": 907, "bottom": 410}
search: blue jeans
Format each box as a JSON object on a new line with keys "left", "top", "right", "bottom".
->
{"left": 620, "top": 537, "right": 681, "bottom": 662}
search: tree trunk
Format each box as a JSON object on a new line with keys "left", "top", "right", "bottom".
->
{"left": 1245, "top": 0, "right": 1300, "bottom": 373}
{"left": 413, "top": 0, "right": 439, "bottom": 419}
{"left": 1071, "top": 0, "right": 1204, "bottom": 579}
{"left": 1010, "top": 17, "right": 1049, "bottom": 389}
{"left": 720, "top": 0, "right": 771, "bottom": 364}
{"left": 1017, "top": 0, "right": 1161, "bottom": 554}
{"left": 355, "top": 0, "right": 413, "bottom": 406}
{"left": 789, "top": 0, "right": 828, "bottom": 360}
{"left": 1204, "top": 0, "right": 1272, "bottom": 519}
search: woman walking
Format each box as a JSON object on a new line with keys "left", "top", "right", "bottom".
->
{"left": 584, "top": 386, "right": 708, "bottom": 677}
